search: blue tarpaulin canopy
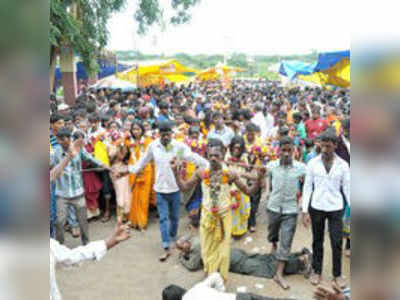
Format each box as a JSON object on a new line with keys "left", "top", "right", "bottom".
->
{"left": 55, "top": 61, "right": 131, "bottom": 81}
{"left": 314, "top": 50, "right": 350, "bottom": 71}
{"left": 279, "top": 50, "right": 350, "bottom": 86}
{"left": 279, "top": 60, "right": 317, "bottom": 80}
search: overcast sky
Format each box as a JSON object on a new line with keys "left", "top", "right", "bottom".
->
{"left": 107, "top": 0, "right": 350, "bottom": 56}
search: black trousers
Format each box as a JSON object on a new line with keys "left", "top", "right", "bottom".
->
{"left": 309, "top": 207, "right": 344, "bottom": 277}
{"left": 237, "top": 293, "right": 293, "bottom": 300}
{"left": 248, "top": 188, "right": 261, "bottom": 228}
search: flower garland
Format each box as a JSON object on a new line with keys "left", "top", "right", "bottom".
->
{"left": 230, "top": 190, "right": 241, "bottom": 210}
{"left": 185, "top": 138, "right": 207, "bottom": 156}
{"left": 128, "top": 136, "right": 146, "bottom": 163}
{"left": 203, "top": 169, "right": 229, "bottom": 214}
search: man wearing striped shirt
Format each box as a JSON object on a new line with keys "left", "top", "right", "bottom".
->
{"left": 50, "top": 114, "right": 64, "bottom": 238}
{"left": 50, "top": 127, "right": 110, "bottom": 245}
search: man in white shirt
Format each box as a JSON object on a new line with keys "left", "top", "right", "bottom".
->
{"left": 120, "top": 121, "right": 209, "bottom": 261}
{"left": 251, "top": 104, "right": 267, "bottom": 140}
{"left": 162, "top": 273, "right": 293, "bottom": 300}
{"left": 264, "top": 108, "right": 275, "bottom": 139}
{"left": 302, "top": 130, "right": 350, "bottom": 289}
{"left": 207, "top": 112, "right": 234, "bottom": 147}
{"left": 50, "top": 223, "right": 130, "bottom": 300}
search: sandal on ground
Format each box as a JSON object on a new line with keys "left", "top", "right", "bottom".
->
{"left": 301, "top": 253, "right": 313, "bottom": 279}
{"left": 310, "top": 273, "right": 321, "bottom": 286}
{"left": 159, "top": 251, "right": 171, "bottom": 262}
{"left": 71, "top": 228, "right": 80, "bottom": 238}
{"left": 101, "top": 214, "right": 111, "bottom": 223}
{"left": 332, "top": 277, "right": 346, "bottom": 290}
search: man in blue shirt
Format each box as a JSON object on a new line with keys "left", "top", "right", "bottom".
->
{"left": 207, "top": 112, "right": 234, "bottom": 147}
{"left": 157, "top": 102, "right": 171, "bottom": 123}
{"left": 51, "top": 127, "right": 110, "bottom": 245}
{"left": 50, "top": 114, "right": 64, "bottom": 238}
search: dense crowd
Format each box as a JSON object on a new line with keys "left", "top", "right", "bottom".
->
{"left": 50, "top": 79, "right": 350, "bottom": 300}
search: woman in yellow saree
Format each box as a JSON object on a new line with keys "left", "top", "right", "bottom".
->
{"left": 126, "top": 121, "right": 154, "bottom": 231}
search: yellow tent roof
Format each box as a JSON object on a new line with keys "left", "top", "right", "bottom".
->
{"left": 197, "top": 65, "right": 245, "bottom": 81}
{"left": 116, "top": 59, "right": 198, "bottom": 87}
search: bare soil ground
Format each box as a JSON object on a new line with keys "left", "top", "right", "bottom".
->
{"left": 57, "top": 201, "right": 350, "bottom": 300}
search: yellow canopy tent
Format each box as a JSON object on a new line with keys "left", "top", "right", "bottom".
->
{"left": 196, "top": 68, "right": 219, "bottom": 81}
{"left": 197, "top": 64, "right": 245, "bottom": 81}
{"left": 117, "top": 59, "right": 198, "bottom": 87}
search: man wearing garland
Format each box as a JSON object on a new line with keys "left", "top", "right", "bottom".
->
{"left": 171, "top": 138, "right": 265, "bottom": 282}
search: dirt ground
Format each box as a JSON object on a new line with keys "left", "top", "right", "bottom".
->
{"left": 57, "top": 200, "right": 350, "bottom": 300}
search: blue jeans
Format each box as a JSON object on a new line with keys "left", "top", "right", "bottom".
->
{"left": 67, "top": 206, "right": 78, "bottom": 228}
{"left": 50, "top": 182, "right": 57, "bottom": 238}
{"left": 156, "top": 191, "right": 181, "bottom": 249}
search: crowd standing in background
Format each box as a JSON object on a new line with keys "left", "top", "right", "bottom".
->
{"left": 49, "top": 79, "right": 350, "bottom": 298}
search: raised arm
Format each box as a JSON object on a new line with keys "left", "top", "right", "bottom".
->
{"left": 50, "top": 152, "right": 73, "bottom": 182}
{"left": 170, "top": 158, "right": 202, "bottom": 192}
{"left": 51, "top": 222, "right": 130, "bottom": 267}
{"left": 180, "top": 142, "right": 209, "bottom": 169}
{"left": 128, "top": 143, "right": 154, "bottom": 174}
{"left": 230, "top": 167, "right": 266, "bottom": 196}
{"left": 81, "top": 147, "right": 110, "bottom": 170}
{"left": 50, "top": 139, "right": 85, "bottom": 181}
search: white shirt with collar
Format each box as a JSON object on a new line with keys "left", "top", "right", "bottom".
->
{"left": 265, "top": 112, "right": 275, "bottom": 138}
{"left": 128, "top": 139, "right": 209, "bottom": 194}
{"left": 251, "top": 111, "right": 267, "bottom": 139}
{"left": 183, "top": 273, "right": 236, "bottom": 300}
{"left": 88, "top": 126, "right": 106, "bottom": 141}
{"left": 207, "top": 126, "right": 234, "bottom": 147}
{"left": 302, "top": 154, "right": 350, "bottom": 213}
{"left": 50, "top": 239, "right": 107, "bottom": 300}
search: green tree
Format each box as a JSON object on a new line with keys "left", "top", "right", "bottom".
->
{"left": 49, "top": 0, "right": 200, "bottom": 101}
{"left": 50, "top": 0, "right": 126, "bottom": 96}
{"left": 135, "top": 0, "right": 201, "bottom": 35}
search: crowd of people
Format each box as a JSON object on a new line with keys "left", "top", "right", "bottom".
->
{"left": 49, "top": 79, "right": 350, "bottom": 299}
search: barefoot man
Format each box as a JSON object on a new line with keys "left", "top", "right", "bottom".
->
{"left": 171, "top": 138, "right": 264, "bottom": 282}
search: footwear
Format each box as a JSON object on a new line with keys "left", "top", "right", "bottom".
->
{"left": 71, "top": 227, "right": 80, "bottom": 238}
{"left": 101, "top": 213, "right": 111, "bottom": 223}
{"left": 159, "top": 250, "right": 171, "bottom": 262}
{"left": 310, "top": 273, "right": 321, "bottom": 286}
{"left": 64, "top": 224, "right": 72, "bottom": 233}
{"left": 332, "top": 277, "right": 346, "bottom": 290}
{"left": 249, "top": 226, "right": 256, "bottom": 233}
{"left": 301, "top": 253, "right": 313, "bottom": 279}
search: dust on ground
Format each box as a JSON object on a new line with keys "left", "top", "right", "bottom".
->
{"left": 57, "top": 201, "right": 350, "bottom": 300}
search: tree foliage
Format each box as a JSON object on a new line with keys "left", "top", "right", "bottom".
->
{"left": 50, "top": 0, "right": 200, "bottom": 74}
{"left": 134, "top": 0, "right": 200, "bottom": 35}
{"left": 50, "top": 0, "right": 126, "bottom": 73}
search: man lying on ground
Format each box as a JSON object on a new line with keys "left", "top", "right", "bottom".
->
{"left": 176, "top": 235, "right": 312, "bottom": 279}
